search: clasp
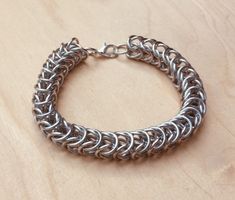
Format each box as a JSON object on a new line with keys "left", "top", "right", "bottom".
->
{"left": 85, "top": 43, "right": 128, "bottom": 58}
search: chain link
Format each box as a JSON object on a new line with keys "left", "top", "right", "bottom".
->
{"left": 32, "top": 35, "right": 206, "bottom": 160}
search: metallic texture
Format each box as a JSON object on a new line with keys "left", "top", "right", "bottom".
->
{"left": 32, "top": 35, "right": 206, "bottom": 160}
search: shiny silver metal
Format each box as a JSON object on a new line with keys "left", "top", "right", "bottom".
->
{"left": 85, "top": 43, "right": 128, "bottom": 58}
{"left": 32, "top": 35, "right": 207, "bottom": 160}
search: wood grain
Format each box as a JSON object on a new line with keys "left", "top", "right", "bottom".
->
{"left": 0, "top": 0, "right": 235, "bottom": 199}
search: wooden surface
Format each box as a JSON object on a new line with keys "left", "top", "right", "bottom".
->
{"left": 0, "top": 0, "right": 235, "bottom": 199}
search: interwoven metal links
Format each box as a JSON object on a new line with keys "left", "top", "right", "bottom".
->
{"left": 32, "top": 35, "right": 206, "bottom": 160}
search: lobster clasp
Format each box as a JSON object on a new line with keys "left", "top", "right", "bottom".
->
{"left": 98, "top": 43, "right": 119, "bottom": 58}
{"left": 85, "top": 42, "right": 128, "bottom": 58}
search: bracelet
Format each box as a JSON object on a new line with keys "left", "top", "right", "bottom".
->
{"left": 32, "top": 35, "right": 206, "bottom": 160}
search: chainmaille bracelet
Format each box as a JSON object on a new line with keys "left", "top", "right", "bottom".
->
{"left": 32, "top": 35, "right": 206, "bottom": 160}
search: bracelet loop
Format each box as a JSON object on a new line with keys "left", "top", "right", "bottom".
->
{"left": 33, "top": 35, "right": 206, "bottom": 160}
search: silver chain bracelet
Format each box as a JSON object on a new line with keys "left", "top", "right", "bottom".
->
{"left": 32, "top": 35, "right": 207, "bottom": 160}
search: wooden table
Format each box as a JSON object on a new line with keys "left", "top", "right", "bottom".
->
{"left": 0, "top": 0, "right": 234, "bottom": 199}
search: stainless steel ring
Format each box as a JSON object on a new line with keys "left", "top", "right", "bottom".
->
{"left": 32, "top": 35, "right": 207, "bottom": 160}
